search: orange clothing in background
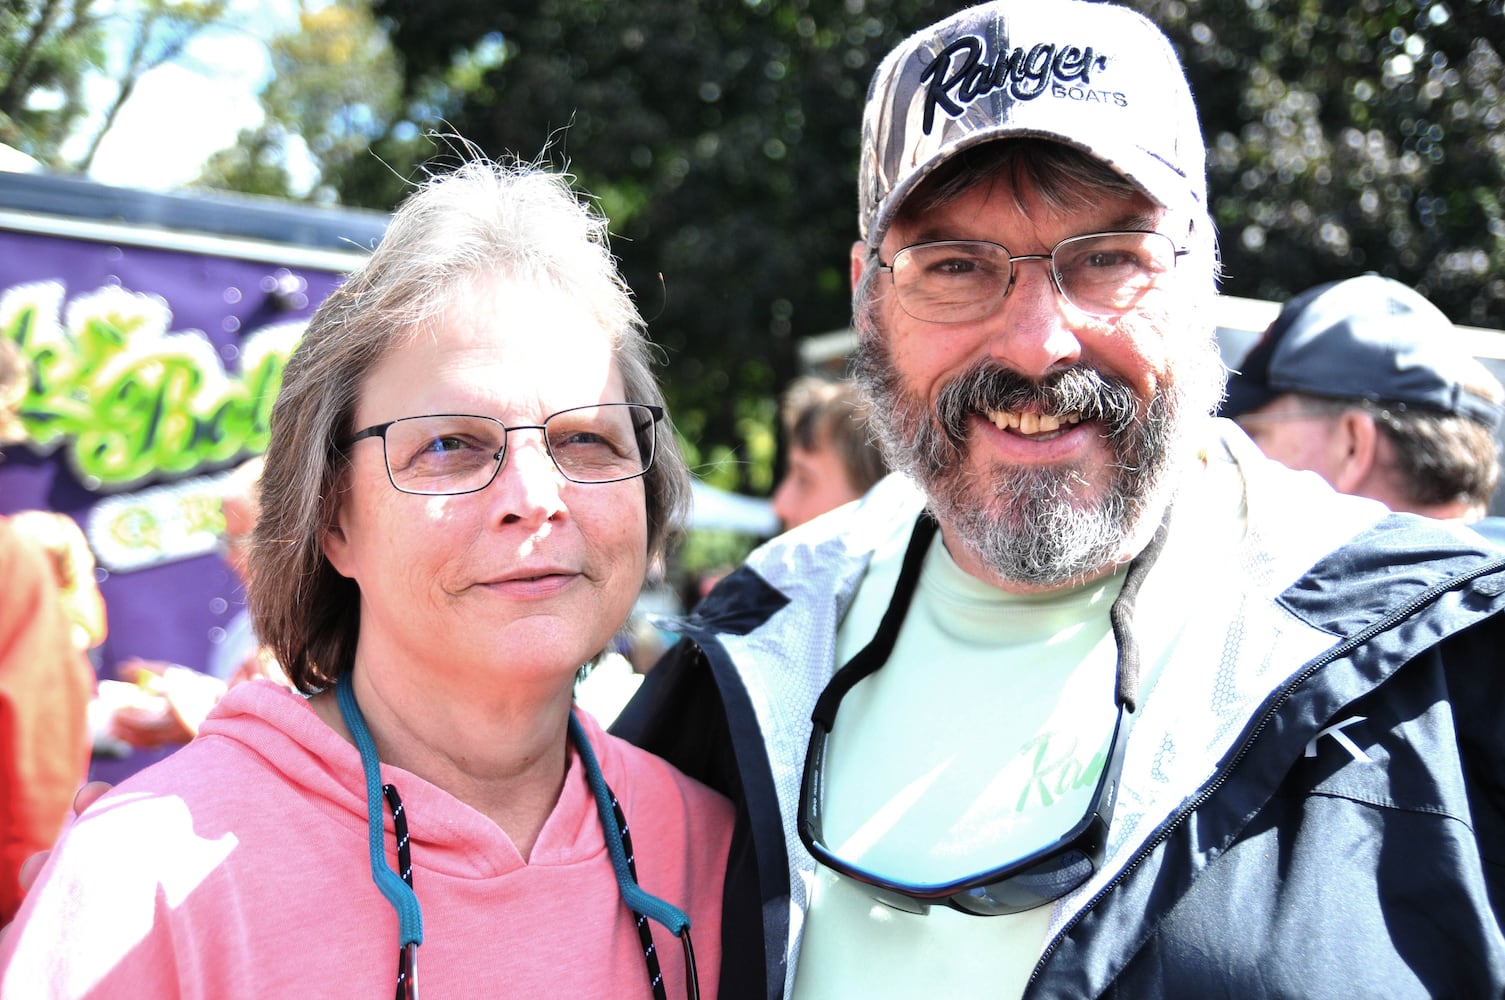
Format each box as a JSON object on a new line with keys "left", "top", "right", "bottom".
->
{"left": 0, "top": 516, "right": 94, "bottom": 922}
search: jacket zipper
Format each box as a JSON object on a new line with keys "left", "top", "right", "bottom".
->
{"left": 1026, "top": 552, "right": 1505, "bottom": 989}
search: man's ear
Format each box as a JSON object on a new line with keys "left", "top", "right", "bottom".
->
{"left": 850, "top": 240, "right": 867, "bottom": 291}
{"left": 1330, "top": 409, "right": 1380, "bottom": 496}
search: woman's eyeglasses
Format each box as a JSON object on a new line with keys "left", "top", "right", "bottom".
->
{"left": 343, "top": 403, "right": 662, "bottom": 495}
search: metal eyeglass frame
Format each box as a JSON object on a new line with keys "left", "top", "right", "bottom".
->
{"left": 876, "top": 230, "right": 1189, "bottom": 321}
{"left": 341, "top": 403, "right": 663, "bottom": 494}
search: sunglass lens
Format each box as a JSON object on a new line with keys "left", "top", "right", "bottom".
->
{"left": 950, "top": 849, "right": 1097, "bottom": 916}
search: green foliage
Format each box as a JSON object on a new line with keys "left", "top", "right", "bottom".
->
{"left": 197, "top": 0, "right": 413, "bottom": 204}
{"left": 78, "top": 0, "right": 236, "bottom": 171}
{"left": 373, "top": 0, "right": 957, "bottom": 495}
{"left": 197, "top": 124, "right": 296, "bottom": 197}
{"left": 1131, "top": 0, "right": 1505, "bottom": 327}
{"left": 3, "top": 0, "right": 241, "bottom": 172}
{"left": 676, "top": 527, "right": 762, "bottom": 581}
{"left": 0, "top": 0, "right": 109, "bottom": 163}
{"left": 365, "top": 0, "right": 1502, "bottom": 502}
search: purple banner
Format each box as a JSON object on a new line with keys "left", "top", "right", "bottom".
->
{"left": 0, "top": 221, "right": 363, "bottom": 781}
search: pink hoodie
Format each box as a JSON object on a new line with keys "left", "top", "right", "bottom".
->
{"left": 0, "top": 682, "right": 731, "bottom": 998}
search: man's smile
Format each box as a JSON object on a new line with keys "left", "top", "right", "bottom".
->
{"left": 984, "top": 409, "right": 1084, "bottom": 437}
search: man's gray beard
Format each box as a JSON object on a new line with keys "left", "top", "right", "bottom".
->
{"left": 853, "top": 326, "right": 1220, "bottom": 588}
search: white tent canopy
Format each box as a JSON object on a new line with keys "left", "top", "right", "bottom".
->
{"left": 690, "top": 481, "right": 778, "bottom": 536}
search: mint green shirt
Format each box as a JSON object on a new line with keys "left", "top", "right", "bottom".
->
{"left": 793, "top": 531, "right": 1125, "bottom": 1000}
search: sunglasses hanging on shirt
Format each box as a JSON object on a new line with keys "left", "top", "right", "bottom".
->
{"left": 797, "top": 509, "right": 1168, "bottom": 916}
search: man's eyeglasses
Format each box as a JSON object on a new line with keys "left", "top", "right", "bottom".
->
{"left": 342, "top": 403, "right": 662, "bottom": 495}
{"left": 877, "top": 231, "right": 1188, "bottom": 323}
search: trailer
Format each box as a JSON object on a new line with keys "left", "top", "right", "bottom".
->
{"left": 0, "top": 169, "right": 389, "bottom": 780}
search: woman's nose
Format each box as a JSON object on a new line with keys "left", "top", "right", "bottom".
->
{"left": 489, "top": 433, "right": 568, "bottom": 522}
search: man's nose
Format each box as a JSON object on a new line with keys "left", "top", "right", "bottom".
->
{"left": 984, "top": 260, "right": 1084, "bottom": 380}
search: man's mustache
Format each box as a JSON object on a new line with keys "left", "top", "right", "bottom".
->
{"left": 933, "top": 364, "right": 1141, "bottom": 445}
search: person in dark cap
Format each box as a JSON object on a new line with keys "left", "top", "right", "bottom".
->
{"left": 1224, "top": 273, "right": 1504, "bottom": 524}
{"left": 614, "top": 2, "right": 1505, "bottom": 997}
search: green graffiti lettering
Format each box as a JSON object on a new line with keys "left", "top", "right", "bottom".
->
{"left": 2, "top": 281, "right": 304, "bottom": 490}
{"left": 75, "top": 375, "right": 154, "bottom": 483}
{"left": 241, "top": 356, "right": 284, "bottom": 450}
{"left": 180, "top": 491, "right": 225, "bottom": 537}
{"left": 76, "top": 315, "right": 135, "bottom": 373}
{"left": 2, "top": 302, "right": 36, "bottom": 362}
{"left": 4, "top": 296, "right": 86, "bottom": 449}
{"left": 147, "top": 358, "right": 208, "bottom": 475}
{"left": 196, "top": 392, "right": 258, "bottom": 466}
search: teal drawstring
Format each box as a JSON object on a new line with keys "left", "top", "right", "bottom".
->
{"left": 337, "top": 679, "right": 424, "bottom": 949}
{"left": 569, "top": 711, "right": 693, "bottom": 938}
{"left": 338, "top": 678, "right": 693, "bottom": 998}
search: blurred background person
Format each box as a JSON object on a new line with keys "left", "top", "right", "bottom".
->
{"left": 0, "top": 338, "right": 94, "bottom": 924}
{"left": 7, "top": 510, "right": 106, "bottom": 658}
{"left": 770, "top": 374, "right": 889, "bottom": 530}
{"left": 203, "top": 455, "right": 267, "bottom": 683}
{"left": 1222, "top": 273, "right": 1504, "bottom": 529}
{"left": 95, "top": 455, "right": 286, "bottom": 751}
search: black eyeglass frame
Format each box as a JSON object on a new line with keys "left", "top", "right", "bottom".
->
{"left": 798, "top": 695, "right": 1131, "bottom": 917}
{"left": 876, "top": 230, "right": 1190, "bottom": 322}
{"left": 341, "top": 402, "right": 664, "bottom": 495}
{"left": 795, "top": 510, "right": 1148, "bottom": 918}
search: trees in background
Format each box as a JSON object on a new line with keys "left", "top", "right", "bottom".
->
{"left": 6, "top": 0, "right": 1504, "bottom": 496}
{"left": 198, "top": 0, "right": 404, "bottom": 202}
{"left": 1150, "top": 0, "right": 1505, "bottom": 328}
{"left": 360, "top": 0, "right": 1505, "bottom": 492}
{"left": 2, "top": 0, "right": 231, "bottom": 171}
{"left": 2, "top": 0, "right": 108, "bottom": 163}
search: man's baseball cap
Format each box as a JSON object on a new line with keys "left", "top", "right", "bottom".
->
{"left": 1221, "top": 274, "right": 1504, "bottom": 430}
{"left": 857, "top": 0, "right": 1207, "bottom": 249}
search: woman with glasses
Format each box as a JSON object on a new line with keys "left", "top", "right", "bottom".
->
{"left": 0, "top": 156, "right": 733, "bottom": 1000}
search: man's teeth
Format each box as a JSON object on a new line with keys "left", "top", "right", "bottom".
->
{"left": 986, "top": 410, "right": 1083, "bottom": 434}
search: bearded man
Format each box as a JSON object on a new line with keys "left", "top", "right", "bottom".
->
{"left": 617, "top": 2, "right": 1505, "bottom": 998}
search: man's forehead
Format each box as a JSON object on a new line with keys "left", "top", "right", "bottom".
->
{"left": 856, "top": 1, "right": 1206, "bottom": 248}
{"left": 887, "top": 180, "right": 1167, "bottom": 246}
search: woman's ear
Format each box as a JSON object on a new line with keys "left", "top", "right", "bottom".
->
{"left": 321, "top": 506, "right": 356, "bottom": 580}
